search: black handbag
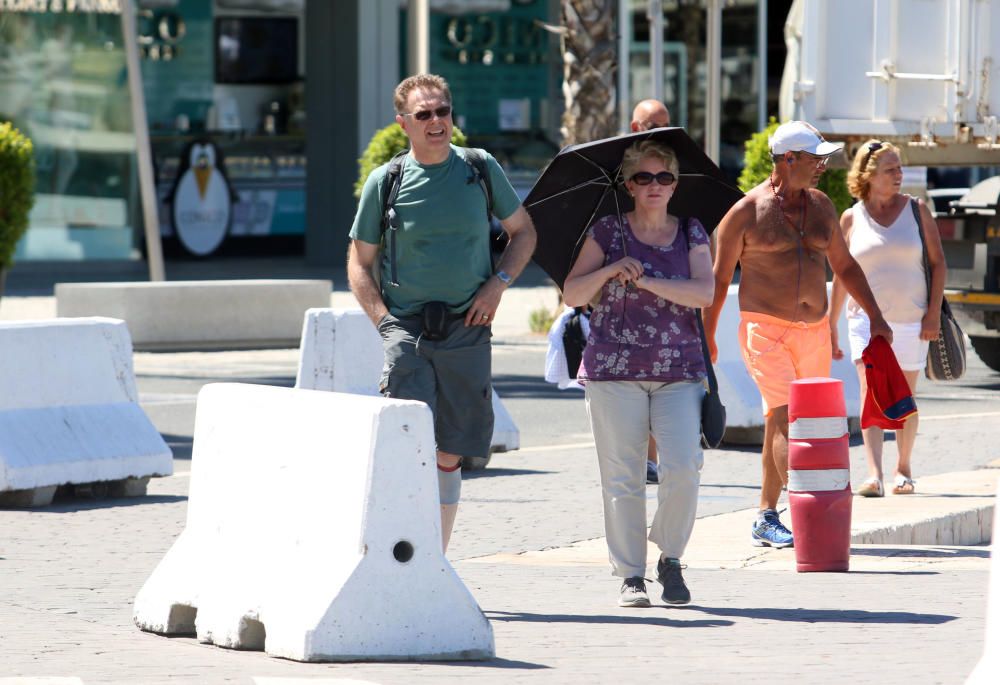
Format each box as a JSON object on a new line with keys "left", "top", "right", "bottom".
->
{"left": 678, "top": 216, "right": 726, "bottom": 448}
{"left": 562, "top": 307, "right": 588, "bottom": 378}
{"left": 696, "top": 310, "right": 726, "bottom": 448}
{"left": 912, "top": 200, "right": 966, "bottom": 381}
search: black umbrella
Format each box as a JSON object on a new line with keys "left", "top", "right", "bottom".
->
{"left": 524, "top": 127, "right": 744, "bottom": 288}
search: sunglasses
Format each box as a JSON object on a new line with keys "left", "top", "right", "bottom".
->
{"left": 630, "top": 171, "right": 677, "bottom": 186}
{"left": 793, "top": 151, "right": 830, "bottom": 168}
{"left": 861, "top": 141, "right": 883, "bottom": 169}
{"left": 401, "top": 105, "right": 452, "bottom": 122}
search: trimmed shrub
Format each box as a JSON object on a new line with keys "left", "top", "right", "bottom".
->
{"left": 354, "top": 123, "right": 467, "bottom": 198}
{"left": 0, "top": 121, "right": 35, "bottom": 269}
{"left": 738, "top": 117, "right": 852, "bottom": 215}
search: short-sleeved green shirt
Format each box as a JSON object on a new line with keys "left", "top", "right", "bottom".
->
{"left": 350, "top": 145, "right": 522, "bottom": 316}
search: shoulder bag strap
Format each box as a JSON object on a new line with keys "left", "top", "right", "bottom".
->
{"left": 696, "top": 310, "right": 719, "bottom": 394}
{"left": 681, "top": 217, "right": 719, "bottom": 393}
{"left": 911, "top": 198, "right": 931, "bottom": 305}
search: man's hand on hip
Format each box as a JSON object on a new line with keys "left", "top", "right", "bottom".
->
{"left": 465, "top": 275, "right": 506, "bottom": 327}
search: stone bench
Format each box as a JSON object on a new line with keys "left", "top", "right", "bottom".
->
{"left": 56, "top": 279, "right": 332, "bottom": 351}
{"left": 0, "top": 318, "right": 172, "bottom": 507}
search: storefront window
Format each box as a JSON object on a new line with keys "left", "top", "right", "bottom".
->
{"left": 630, "top": 0, "right": 766, "bottom": 183}
{"left": 0, "top": 7, "right": 138, "bottom": 260}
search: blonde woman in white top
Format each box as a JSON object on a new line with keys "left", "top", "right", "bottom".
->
{"left": 829, "top": 140, "right": 947, "bottom": 497}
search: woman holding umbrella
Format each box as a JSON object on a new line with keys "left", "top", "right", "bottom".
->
{"left": 563, "top": 140, "right": 714, "bottom": 608}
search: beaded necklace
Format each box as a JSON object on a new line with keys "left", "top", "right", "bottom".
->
{"left": 769, "top": 174, "right": 808, "bottom": 238}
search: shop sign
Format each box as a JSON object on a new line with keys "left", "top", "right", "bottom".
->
{"left": 443, "top": 14, "right": 546, "bottom": 65}
{"left": 170, "top": 139, "right": 236, "bottom": 256}
{"left": 0, "top": 0, "right": 184, "bottom": 61}
{"left": 0, "top": 0, "right": 121, "bottom": 12}
{"left": 431, "top": 0, "right": 550, "bottom": 136}
{"left": 137, "top": 8, "right": 185, "bottom": 60}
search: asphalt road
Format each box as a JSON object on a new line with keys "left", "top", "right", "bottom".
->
{"left": 133, "top": 335, "right": 1000, "bottom": 562}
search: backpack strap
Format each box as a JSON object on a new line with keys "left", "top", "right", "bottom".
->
{"left": 462, "top": 147, "right": 497, "bottom": 268}
{"left": 379, "top": 149, "right": 408, "bottom": 288}
{"left": 681, "top": 217, "right": 719, "bottom": 393}
{"left": 461, "top": 147, "right": 494, "bottom": 219}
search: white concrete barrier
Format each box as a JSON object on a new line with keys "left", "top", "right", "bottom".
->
{"left": 967, "top": 480, "right": 1000, "bottom": 684}
{"left": 295, "top": 308, "right": 519, "bottom": 462}
{"left": 56, "top": 280, "right": 332, "bottom": 351}
{"left": 714, "top": 285, "right": 861, "bottom": 443}
{"left": 133, "top": 383, "right": 494, "bottom": 662}
{"left": 0, "top": 318, "right": 172, "bottom": 505}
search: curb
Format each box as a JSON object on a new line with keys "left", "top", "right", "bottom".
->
{"left": 466, "top": 468, "right": 997, "bottom": 571}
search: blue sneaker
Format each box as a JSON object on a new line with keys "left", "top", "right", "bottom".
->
{"left": 751, "top": 508, "right": 794, "bottom": 548}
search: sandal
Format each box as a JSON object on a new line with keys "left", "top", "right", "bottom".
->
{"left": 856, "top": 477, "right": 884, "bottom": 498}
{"left": 892, "top": 475, "right": 916, "bottom": 495}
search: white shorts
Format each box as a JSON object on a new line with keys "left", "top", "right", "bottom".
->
{"left": 847, "top": 314, "right": 929, "bottom": 372}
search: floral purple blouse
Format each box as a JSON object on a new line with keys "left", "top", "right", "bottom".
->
{"left": 579, "top": 213, "right": 709, "bottom": 383}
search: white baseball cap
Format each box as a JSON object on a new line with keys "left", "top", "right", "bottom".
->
{"left": 769, "top": 121, "right": 844, "bottom": 156}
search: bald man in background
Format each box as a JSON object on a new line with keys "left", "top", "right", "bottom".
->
{"left": 631, "top": 99, "right": 671, "bottom": 131}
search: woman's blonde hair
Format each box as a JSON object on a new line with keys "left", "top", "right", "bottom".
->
{"left": 622, "top": 140, "right": 678, "bottom": 181}
{"left": 847, "top": 139, "right": 901, "bottom": 200}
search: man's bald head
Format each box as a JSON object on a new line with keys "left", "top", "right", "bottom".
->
{"left": 630, "top": 100, "right": 671, "bottom": 132}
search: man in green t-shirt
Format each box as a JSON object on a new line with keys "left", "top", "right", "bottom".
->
{"left": 347, "top": 74, "right": 536, "bottom": 552}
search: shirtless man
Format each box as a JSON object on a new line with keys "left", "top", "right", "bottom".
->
{"left": 704, "top": 121, "right": 892, "bottom": 548}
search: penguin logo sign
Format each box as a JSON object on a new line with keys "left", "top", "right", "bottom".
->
{"left": 170, "top": 140, "right": 235, "bottom": 256}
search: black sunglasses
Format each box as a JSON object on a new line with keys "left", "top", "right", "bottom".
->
{"left": 630, "top": 171, "right": 677, "bottom": 186}
{"left": 861, "top": 141, "right": 883, "bottom": 169}
{"left": 401, "top": 105, "right": 452, "bottom": 122}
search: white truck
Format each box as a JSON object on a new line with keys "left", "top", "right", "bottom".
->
{"left": 780, "top": 0, "right": 1000, "bottom": 368}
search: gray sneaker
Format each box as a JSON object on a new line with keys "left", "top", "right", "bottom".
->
{"left": 657, "top": 557, "right": 691, "bottom": 605}
{"left": 618, "top": 576, "right": 651, "bottom": 608}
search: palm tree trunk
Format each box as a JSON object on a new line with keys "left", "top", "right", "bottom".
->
{"left": 560, "top": 0, "right": 617, "bottom": 147}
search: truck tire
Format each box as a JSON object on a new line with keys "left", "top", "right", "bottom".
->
{"left": 970, "top": 336, "right": 1000, "bottom": 372}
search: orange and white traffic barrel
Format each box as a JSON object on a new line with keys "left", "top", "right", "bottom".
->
{"left": 787, "top": 377, "right": 851, "bottom": 573}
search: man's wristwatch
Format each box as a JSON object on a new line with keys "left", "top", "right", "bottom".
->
{"left": 495, "top": 270, "right": 514, "bottom": 286}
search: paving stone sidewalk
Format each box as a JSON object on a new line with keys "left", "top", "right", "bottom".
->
{"left": 0, "top": 464, "right": 991, "bottom": 684}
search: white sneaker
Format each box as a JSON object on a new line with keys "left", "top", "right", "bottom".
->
{"left": 618, "top": 576, "right": 651, "bottom": 608}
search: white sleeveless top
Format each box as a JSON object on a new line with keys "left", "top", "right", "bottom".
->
{"left": 846, "top": 198, "right": 927, "bottom": 323}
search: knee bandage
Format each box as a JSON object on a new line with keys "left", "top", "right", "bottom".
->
{"left": 437, "top": 461, "right": 462, "bottom": 505}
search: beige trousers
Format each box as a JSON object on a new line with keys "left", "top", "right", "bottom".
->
{"left": 586, "top": 380, "right": 704, "bottom": 578}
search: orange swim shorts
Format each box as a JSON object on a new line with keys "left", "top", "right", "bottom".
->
{"left": 738, "top": 311, "right": 833, "bottom": 415}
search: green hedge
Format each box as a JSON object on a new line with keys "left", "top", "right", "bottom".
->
{"left": 0, "top": 121, "right": 35, "bottom": 269}
{"left": 738, "top": 117, "right": 851, "bottom": 215}
{"left": 354, "top": 123, "right": 467, "bottom": 198}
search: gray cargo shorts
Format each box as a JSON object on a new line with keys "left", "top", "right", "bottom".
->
{"left": 377, "top": 312, "right": 494, "bottom": 459}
